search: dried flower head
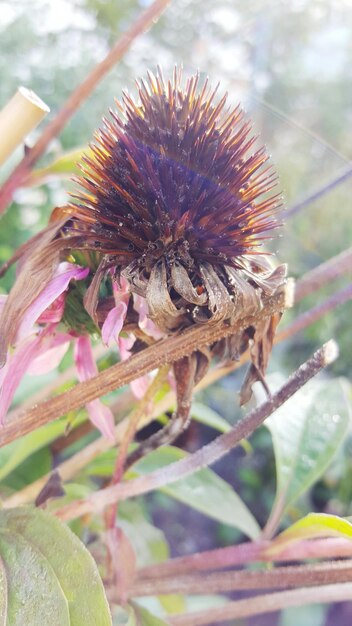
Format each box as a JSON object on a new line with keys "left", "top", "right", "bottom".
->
{"left": 62, "top": 67, "right": 284, "bottom": 331}
{"left": 0, "top": 68, "right": 287, "bottom": 445}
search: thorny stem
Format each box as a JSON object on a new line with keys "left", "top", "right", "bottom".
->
{"left": 167, "top": 583, "right": 352, "bottom": 626}
{"left": 286, "top": 164, "right": 352, "bottom": 218}
{"left": 55, "top": 340, "right": 338, "bottom": 521}
{"left": 0, "top": 0, "right": 171, "bottom": 214}
{"left": 105, "top": 365, "right": 169, "bottom": 529}
{"left": 130, "top": 559, "right": 352, "bottom": 597}
{"left": 0, "top": 286, "right": 287, "bottom": 447}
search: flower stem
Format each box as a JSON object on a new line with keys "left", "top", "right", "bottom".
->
{"left": 55, "top": 340, "right": 338, "bottom": 521}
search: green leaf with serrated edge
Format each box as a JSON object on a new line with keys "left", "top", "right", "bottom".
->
{"left": 128, "top": 446, "right": 260, "bottom": 539}
{"left": 133, "top": 604, "right": 170, "bottom": 626}
{"left": 190, "top": 402, "right": 231, "bottom": 433}
{"left": 0, "top": 508, "right": 112, "bottom": 626}
{"left": 266, "top": 379, "right": 350, "bottom": 525}
{"left": 266, "top": 513, "right": 352, "bottom": 556}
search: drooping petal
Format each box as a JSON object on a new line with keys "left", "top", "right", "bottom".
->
{"left": 0, "top": 328, "right": 52, "bottom": 424}
{"left": 117, "top": 333, "right": 150, "bottom": 400}
{"left": 133, "top": 294, "right": 164, "bottom": 340}
{"left": 101, "top": 302, "right": 127, "bottom": 347}
{"left": 27, "top": 333, "right": 71, "bottom": 375}
{"left": 74, "top": 335, "right": 115, "bottom": 440}
{"left": 17, "top": 262, "right": 89, "bottom": 341}
{"left": 37, "top": 292, "right": 66, "bottom": 324}
{"left": 130, "top": 375, "right": 150, "bottom": 400}
{"left": 118, "top": 335, "right": 135, "bottom": 360}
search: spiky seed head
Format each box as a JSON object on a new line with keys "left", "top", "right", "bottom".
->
{"left": 63, "top": 67, "right": 284, "bottom": 330}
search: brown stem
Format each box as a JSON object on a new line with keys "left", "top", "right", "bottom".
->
{"left": 0, "top": 287, "right": 287, "bottom": 447}
{"left": 0, "top": 0, "right": 171, "bottom": 214}
{"left": 137, "top": 537, "right": 352, "bottom": 581}
{"left": 295, "top": 247, "right": 352, "bottom": 301}
{"left": 54, "top": 340, "right": 338, "bottom": 521}
{"left": 131, "top": 559, "right": 352, "bottom": 597}
{"left": 167, "top": 582, "right": 352, "bottom": 626}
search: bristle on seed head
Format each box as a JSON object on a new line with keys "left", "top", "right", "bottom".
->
{"left": 68, "top": 68, "right": 281, "bottom": 271}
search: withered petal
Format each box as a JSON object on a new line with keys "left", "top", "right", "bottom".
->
{"left": 146, "top": 260, "right": 185, "bottom": 330}
{"left": 0, "top": 219, "right": 70, "bottom": 366}
{"left": 195, "top": 262, "right": 234, "bottom": 324}
{"left": 170, "top": 262, "right": 207, "bottom": 305}
{"left": 83, "top": 256, "right": 109, "bottom": 324}
{"left": 224, "top": 265, "right": 262, "bottom": 318}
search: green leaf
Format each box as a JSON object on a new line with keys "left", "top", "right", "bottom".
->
{"left": 158, "top": 595, "right": 186, "bottom": 615}
{"left": 267, "top": 513, "right": 352, "bottom": 555}
{"left": 3, "top": 447, "right": 52, "bottom": 490}
{"left": 29, "top": 147, "right": 90, "bottom": 182}
{"left": 113, "top": 605, "right": 137, "bottom": 626}
{"left": 0, "top": 419, "right": 68, "bottom": 481}
{"left": 133, "top": 604, "right": 170, "bottom": 626}
{"left": 0, "top": 507, "right": 112, "bottom": 626}
{"left": 266, "top": 378, "right": 350, "bottom": 527}
{"left": 130, "top": 446, "right": 260, "bottom": 539}
{"left": 190, "top": 402, "right": 231, "bottom": 433}
{"left": 119, "top": 501, "right": 169, "bottom": 567}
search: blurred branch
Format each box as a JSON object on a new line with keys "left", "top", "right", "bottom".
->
{"left": 137, "top": 537, "right": 352, "bottom": 581}
{"left": 286, "top": 164, "right": 352, "bottom": 218}
{"left": 55, "top": 340, "right": 338, "bottom": 521}
{"left": 278, "top": 283, "right": 352, "bottom": 342}
{"left": 131, "top": 559, "right": 352, "bottom": 596}
{"left": 0, "top": 286, "right": 287, "bottom": 447}
{"left": 295, "top": 246, "right": 352, "bottom": 301}
{"left": 0, "top": 0, "right": 171, "bottom": 214}
{"left": 167, "top": 583, "right": 352, "bottom": 626}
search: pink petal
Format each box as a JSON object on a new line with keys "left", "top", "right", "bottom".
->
{"left": 18, "top": 262, "right": 89, "bottom": 340}
{"left": 0, "top": 330, "right": 50, "bottom": 424}
{"left": 130, "top": 375, "right": 150, "bottom": 399}
{"left": 74, "top": 335, "right": 115, "bottom": 440}
{"left": 112, "top": 274, "right": 130, "bottom": 300}
{"left": 133, "top": 294, "right": 163, "bottom": 340}
{"left": 101, "top": 302, "right": 127, "bottom": 347}
{"left": 118, "top": 335, "right": 136, "bottom": 360}
{"left": 118, "top": 333, "right": 150, "bottom": 400}
{"left": 0, "top": 294, "right": 7, "bottom": 313}
{"left": 37, "top": 292, "right": 66, "bottom": 324}
{"left": 27, "top": 333, "right": 71, "bottom": 375}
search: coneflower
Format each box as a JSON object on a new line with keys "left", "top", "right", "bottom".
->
{"left": 0, "top": 68, "right": 286, "bottom": 449}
